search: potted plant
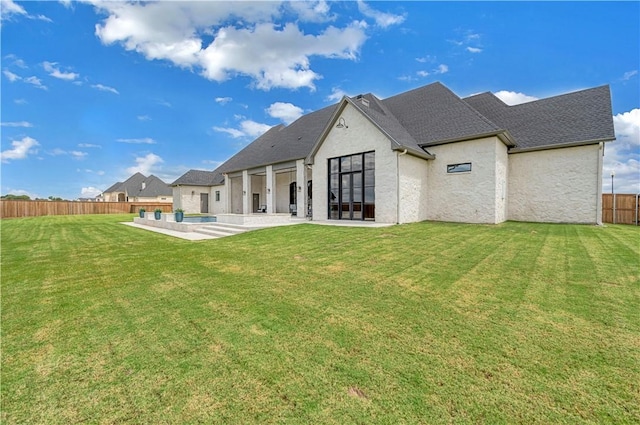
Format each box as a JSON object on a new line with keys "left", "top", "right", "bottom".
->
{"left": 154, "top": 208, "right": 162, "bottom": 220}
{"left": 174, "top": 208, "right": 184, "bottom": 222}
{"left": 138, "top": 208, "right": 146, "bottom": 218}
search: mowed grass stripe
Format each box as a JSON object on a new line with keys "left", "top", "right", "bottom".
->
{"left": 1, "top": 215, "right": 638, "bottom": 424}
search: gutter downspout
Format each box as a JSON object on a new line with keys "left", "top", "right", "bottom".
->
{"left": 596, "top": 142, "right": 604, "bottom": 225}
{"left": 397, "top": 149, "right": 408, "bottom": 224}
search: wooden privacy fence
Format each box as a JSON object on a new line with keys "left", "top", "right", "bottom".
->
{"left": 1, "top": 201, "right": 173, "bottom": 219}
{"left": 602, "top": 194, "right": 639, "bottom": 225}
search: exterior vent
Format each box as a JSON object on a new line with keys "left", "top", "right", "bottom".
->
{"left": 141, "top": 182, "right": 146, "bottom": 190}
{"left": 356, "top": 95, "right": 369, "bottom": 107}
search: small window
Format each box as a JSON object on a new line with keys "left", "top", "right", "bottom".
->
{"left": 447, "top": 162, "right": 472, "bottom": 173}
{"left": 215, "top": 191, "right": 220, "bottom": 202}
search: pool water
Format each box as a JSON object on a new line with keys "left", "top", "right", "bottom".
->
{"left": 182, "top": 216, "right": 217, "bottom": 223}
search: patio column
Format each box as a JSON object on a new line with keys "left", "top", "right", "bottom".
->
{"left": 223, "top": 174, "right": 230, "bottom": 214}
{"left": 296, "top": 159, "right": 306, "bottom": 217}
{"left": 242, "top": 170, "right": 250, "bottom": 214}
{"left": 266, "top": 165, "right": 275, "bottom": 213}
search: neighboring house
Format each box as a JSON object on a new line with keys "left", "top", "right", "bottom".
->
{"left": 102, "top": 173, "right": 173, "bottom": 203}
{"left": 172, "top": 82, "right": 615, "bottom": 224}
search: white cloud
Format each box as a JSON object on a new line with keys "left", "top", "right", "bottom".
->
{"left": 116, "top": 138, "right": 156, "bottom": 144}
{"left": 1, "top": 121, "right": 33, "bottom": 127}
{"left": 91, "top": 83, "right": 119, "bottom": 94}
{"left": 14, "top": 98, "right": 27, "bottom": 105}
{"left": 70, "top": 151, "right": 88, "bottom": 160}
{"left": 466, "top": 47, "right": 482, "bottom": 53}
{"left": 215, "top": 97, "right": 232, "bottom": 105}
{"left": 78, "top": 143, "right": 101, "bottom": 148}
{"left": 434, "top": 64, "right": 448, "bottom": 74}
{"left": 494, "top": 90, "right": 539, "bottom": 105}
{"left": 92, "top": 1, "right": 368, "bottom": 91}
{"left": 622, "top": 70, "right": 638, "bottom": 81}
{"left": 213, "top": 120, "right": 273, "bottom": 139}
{"left": 137, "top": 115, "right": 151, "bottom": 121}
{"left": 603, "top": 109, "right": 640, "bottom": 194}
{"left": 240, "top": 120, "right": 274, "bottom": 137}
{"left": 266, "top": 102, "right": 304, "bottom": 124}
{"left": 326, "top": 87, "right": 351, "bottom": 102}
{"left": 50, "top": 148, "right": 88, "bottom": 160}
{"left": 286, "top": 0, "right": 334, "bottom": 23}
{"left": 43, "top": 61, "right": 79, "bottom": 81}
{"left": 357, "top": 0, "right": 405, "bottom": 28}
{"left": 212, "top": 126, "right": 245, "bottom": 138}
{"left": 80, "top": 186, "right": 102, "bottom": 198}
{"left": 613, "top": 109, "right": 640, "bottom": 140}
{"left": 126, "top": 153, "right": 164, "bottom": 175}
{"left": 4, "top": 54, "right": 27, "bottom": 68}
{"left": 80, "top": 169, "right": 105, "bottom": 176}
{"left": 3, "top": 69, "right": 20, "bottom": 82}
{"left": 1, "top": 0, "right": 27, "bottom": 21}
{"left": 417, "top": 70, "right": 430, "bottom": 77}
{"left": 198, "top": 22, "right": 366, "bottom": 90}
{"left": 1, "top": 136, "right": 40, "bottom": 162}
{"left": 1, "top": 0, "right": 51, "bottom": 23}
{"left": 24, "top": 76, "right": 47, "bottom": 90}
{"left": 415, "top": 54, "right": 436, "bottom": 64}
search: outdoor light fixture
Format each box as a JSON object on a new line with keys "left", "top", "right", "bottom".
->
{"left": 267, "top": 188, "right": 271, "bottom": 193}
{"left": 336, "top": 117, "right": 348, "bottom": 129}
{"left": 243, "top": 190, "right": 246, "bottom": 195}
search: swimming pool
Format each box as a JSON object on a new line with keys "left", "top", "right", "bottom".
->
{"left": 182, "top": 216, "right": 217, "bottom": 223}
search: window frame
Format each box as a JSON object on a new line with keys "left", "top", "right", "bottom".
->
{"left": 447, "top": 162, "right": 472, "bottom": 174}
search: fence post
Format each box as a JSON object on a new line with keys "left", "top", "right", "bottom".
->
{"left": 613, "top": 193, "right": 616, "bottom": 224}
{"left": 636, "top": 194, "right": 639, "bottom": 226}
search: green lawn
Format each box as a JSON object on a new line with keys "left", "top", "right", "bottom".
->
{"left": 1, "top": 215, "right": 639, "bottom": 424}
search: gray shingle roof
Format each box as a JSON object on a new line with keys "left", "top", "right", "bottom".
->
{"left": 175, "top": 82, "right": 614, "bottom": 184}
{"left": 382, "top": 82, "right": 503, "bottom": 146}
{"left": 171, "top": 169, "right": 224, "bottom": 186}
{"left": 464, "top": 85, "right": 615, "bottom": 150}
{"left": 104, "top": 173, "right": 172, "bottom": 197}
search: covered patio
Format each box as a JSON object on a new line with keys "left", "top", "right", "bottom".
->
{"left": 224, "top": 159, "right": 312, "bottom": 218}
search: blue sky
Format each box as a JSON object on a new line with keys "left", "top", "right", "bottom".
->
{"left": 1, "top": 1, "right": 638, "bottom": 199}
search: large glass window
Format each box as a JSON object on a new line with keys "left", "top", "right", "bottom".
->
{"left": 328, "top": 151, "right": 374, "bottom": 220}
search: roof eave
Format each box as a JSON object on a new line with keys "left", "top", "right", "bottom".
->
{"left": 509, "top": 137, "right": 615, "bottom": 153}
{"left": 419, "top": 130, "right": 516, "bottom": 148}
{"left": 393, "top": 145, "right": 435, "bottom": 160}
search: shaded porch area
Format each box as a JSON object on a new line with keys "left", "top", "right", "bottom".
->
{"left": 225, "top": 159, "right": 311, "bottom": 217}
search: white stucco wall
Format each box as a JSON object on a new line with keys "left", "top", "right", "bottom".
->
{"left": 312, "top": 103, "right": 399, "bottom": 223}
{"left": 172, "top": 186, "right": 209, "bottom": 214}
{"left": 210, "top": 185, "right": 226, "bottom": 214}
{"left": 508, "top": 144, "right": 602, "bottom": 223}
{"left": 398, "top": 153, "right": 429, "bottom": 223}
{"left": 426, "top": 137, "right": 507, "bottom": 224}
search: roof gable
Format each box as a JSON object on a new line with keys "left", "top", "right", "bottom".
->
{"left": 307, "top": 95, "right": 435, "bottom": 164}
{"left": 382, "top": 82, "right": 502, "bottom": 146}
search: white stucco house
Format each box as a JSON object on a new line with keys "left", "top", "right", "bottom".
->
{"left": 172, "top": 82, "right": 615, "bottom": 224}
{"left": 102, "top": 173, "right": 173, "bottom": 203}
